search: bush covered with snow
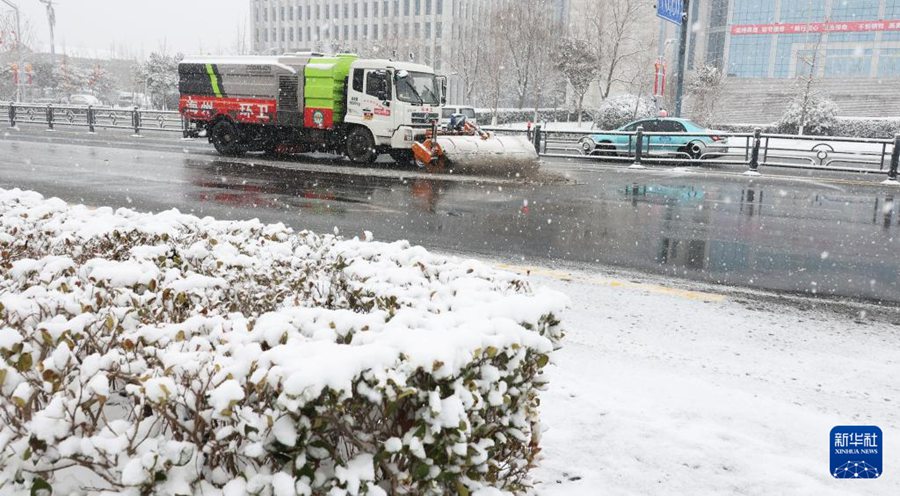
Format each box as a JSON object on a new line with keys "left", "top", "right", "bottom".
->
{"left": 474, "top": 97, "right": 656, "bottom": 130}
{"left": 831, "top": 118, "right": 900, "bottom": 139}
{"left": 714, "top": 117, "right": 900, "bottom": 139}
{"left": 777, "top": 94, "right": 840, "bottom": 135}
{"left": 590, "top": 95, "right": 656, "bottom": 131}
{"left": 0, "top": 189, "right": 567, "bottom": 496}
{"left": 475, "top": 108, "right": 591, "bottom": 126}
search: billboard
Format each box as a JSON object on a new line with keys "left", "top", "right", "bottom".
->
{"left": 731, "top": 20, "right": 900, "bottom": 36}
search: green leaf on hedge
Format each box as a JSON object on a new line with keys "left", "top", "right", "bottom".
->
{"left": 30, "top": 477, "right": 52, "bottom": 496}
{"left": 455, "top": 480, "right": 470, "bottom": 496}
{"left": 413, "top": 462, "right": 430, "bottom": 480}
{"left": 536, "top": 354, "right": 550, "bottom": 368}
{"left": 16, "top": 353, "right": 32, "bottom": 372}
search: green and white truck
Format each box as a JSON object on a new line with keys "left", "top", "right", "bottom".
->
{"left": 178, "top": 53, "right": 445, "bottom": 163}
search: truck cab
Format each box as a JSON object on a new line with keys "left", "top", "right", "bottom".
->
{"left": 343, "top": 60, "right": 444, "bottom": 158}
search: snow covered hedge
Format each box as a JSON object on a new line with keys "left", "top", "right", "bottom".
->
{"left": 475, "top": 108, "right": 591, "bottom": 126}
{"left": 0, "top": 189, "right": 567, "bottom": 496}
{"left": 716, "top": 118, "right": 900, "bottom": 139}
{"left": 777, "top": 95, "right": 840, "bottom": 135}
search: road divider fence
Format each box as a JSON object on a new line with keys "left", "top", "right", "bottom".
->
{"left": 2, "top": 102, "right": 187, "bottom": 136}
{"left": 483, "top": 124, "right": 900, "bottom": 182}
{"left": 2, "top": 101, "right": 898, "bottom": 182}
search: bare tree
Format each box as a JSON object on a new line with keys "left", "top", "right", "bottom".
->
{"left": 0, "top": 12, "right": 36, "bottom": 52}
{"left": 687, "top": 64, "right": 726, "bottom": 126}
{"left": 529, "top": 4, "right": 565, "bottom": 120}
{"left": 478, "top": 14, "right": 508, "bottom": 124}
{"left": 793, "top": 33, "right": 824, "bottom": 134}
{"left": 493, "top": 0, "right": 559, "bottom": 109}
{"left": 445, "top": 23, "right": 486, "bottom": 105}
{"left": 577, "top": 0, "right": 655, "bottom": 101}
{"left": 232, "top": 20, "right": 250, "bottom": 55}
{"left": 778, "top": 33, "right": 839, "bottom": 134}
{"left": 556, "top": 37, "right": 600, "bottom": 124}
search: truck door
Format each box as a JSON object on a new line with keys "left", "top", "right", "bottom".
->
{"left": 362, "top": 69, "right": 394, "bottom": 139}
{"left": 346, "top": 69, "right": 367, "bottom": 122}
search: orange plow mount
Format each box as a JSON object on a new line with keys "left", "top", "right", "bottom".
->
{"left": 412, "top": 120, "right": 540, "bottom": 175}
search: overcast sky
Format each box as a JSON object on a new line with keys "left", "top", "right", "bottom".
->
{"left": 14, "top": 0, "right": 248, "bottom": 58}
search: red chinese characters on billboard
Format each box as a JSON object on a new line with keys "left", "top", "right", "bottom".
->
{"left": 731, "top": 20, "right": 900, "bottom": 36}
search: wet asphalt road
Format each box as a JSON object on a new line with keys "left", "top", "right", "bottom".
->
{"left": 1, "top": 126, "right": 899, "bottom": 304}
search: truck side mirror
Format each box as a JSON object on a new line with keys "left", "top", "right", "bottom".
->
{"left": 439, "top": 76, "right": 448, "bottom": 105}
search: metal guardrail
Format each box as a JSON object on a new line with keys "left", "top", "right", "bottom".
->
{"left": 2, "top": 101, "right": 897, "bottom": 182}
{"left": 0, "top": 101, "right": 187, "bottom": 135}
{"left": 484, "top": 124, "right": 900, "bottom": 182}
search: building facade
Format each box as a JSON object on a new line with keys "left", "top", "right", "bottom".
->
{"left": 656, "top": 0, "right": 900, "bottom": 120}
{"left": 249, "top": 0, "right": 568, "bottom": 104}
{"left": 252, "top": 0, "right": 451, "bottom": 67}
{"left": 699, "top": 0, "right": 900, "bottom": 79}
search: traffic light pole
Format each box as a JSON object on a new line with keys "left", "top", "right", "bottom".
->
{"left": 0, "top": 0, "right": 24, "bottom": 102}
{"left": 674, "top": 0, "right": 691, "bottom": 117}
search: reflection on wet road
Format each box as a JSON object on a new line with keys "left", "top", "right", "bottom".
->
{"left": 1, "top": 132, "right": 898, "bottom": 303}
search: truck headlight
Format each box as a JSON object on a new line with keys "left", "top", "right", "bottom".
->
{"left": 404, "top": 129, "right": 414, "bottom": 142}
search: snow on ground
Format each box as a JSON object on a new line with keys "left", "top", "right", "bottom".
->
{"left": 3, "top": 188, "right": 898, "bottom": 494}
{"left": 516, "top": 265, "right": 899, "bottom": 495}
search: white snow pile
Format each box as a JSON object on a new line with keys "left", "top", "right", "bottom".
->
{"left": 0, "top": 189, "right": 568, "bottom": 496}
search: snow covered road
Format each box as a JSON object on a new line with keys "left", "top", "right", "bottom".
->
{"left": 516, "top": 265, "right": 899, "bottom": 495}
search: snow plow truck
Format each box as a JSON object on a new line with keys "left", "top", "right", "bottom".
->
{"left": 178, "top": 53, "right": 538, "bottom": 172}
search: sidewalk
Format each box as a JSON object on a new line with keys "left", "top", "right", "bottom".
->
{"left": 513, "top": 265, "right": 899, "bottom": 495}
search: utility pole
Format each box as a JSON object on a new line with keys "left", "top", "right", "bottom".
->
{"left": 673, "top": 0, "right": 691, "bottom": 117}
{"left": 38, "top": 0, "right": 56, "bottom": 66}
{"left": 0, "top": 0, "right": 25, "bottom": 102}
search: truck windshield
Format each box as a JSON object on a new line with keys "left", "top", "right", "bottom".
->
{"left": 395, "top": 71, "right": 440, "bottom": 105}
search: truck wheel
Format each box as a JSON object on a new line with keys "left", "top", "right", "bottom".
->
{"left": 210, "top": 120, "right": 244, "bottom": 157}
{"left": 345, "top": 127, "right": 377, "bottom": 164}
{"left": 389, "top": 150, "right": 414, "bottom": 166}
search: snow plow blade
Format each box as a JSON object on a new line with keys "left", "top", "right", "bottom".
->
{"left": 432, "top": 134, "right": 540, "bottom": 174}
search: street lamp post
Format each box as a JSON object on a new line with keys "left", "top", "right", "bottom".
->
{"left": 0, "top": 0, "right": 25, "bottom": 102}
{"left": 674, "top": 0, "right": 691, "bottom": 118}
{"left": 38, "top": 0, "right": 55, "bottom": 66}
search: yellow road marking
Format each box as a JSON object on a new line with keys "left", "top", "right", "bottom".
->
{"left": 495, "top": 263, "right": 727, "bottom": 302}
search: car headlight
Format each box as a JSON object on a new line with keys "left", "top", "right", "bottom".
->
{"left": 581, "top": 139, "right": 593, "bottom": 151}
